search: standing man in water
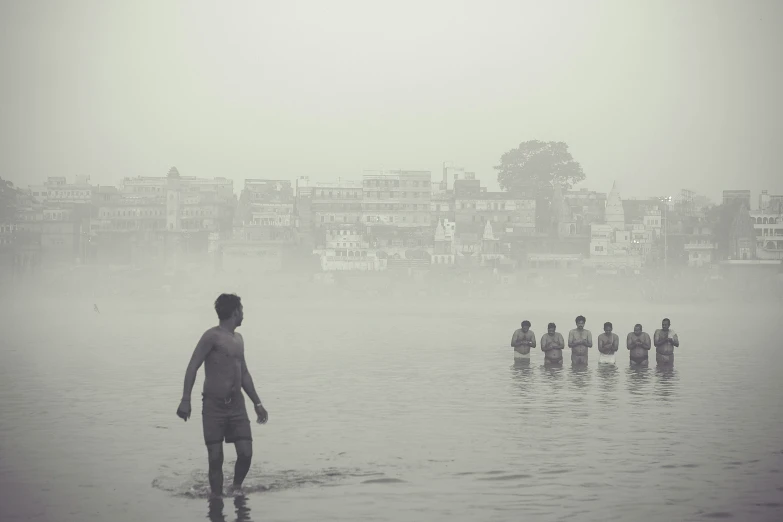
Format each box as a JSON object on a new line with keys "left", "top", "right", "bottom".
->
{"left": 568, "top": 315, "right": 592, "bottom": 365}
{"left": 627, "top": 324, "right": 651, "bottom": 366}
{"left": 511, "top": 320, "right": 536, "bottom": 362}
{"left": 176, "top": 294, "right": 269, "bottom": 499}
{"left": 654, "top": 318, "right": 679, "bottom": 366}
{"left": 541, "top": 322, "right": 565, "bottom": 366}
{"left": 596, "top": 322, "right": 619, "bottom": 364}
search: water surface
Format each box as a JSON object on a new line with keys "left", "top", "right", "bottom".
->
{"left": 1, "top": 295, "right": 781, "bottom": 522}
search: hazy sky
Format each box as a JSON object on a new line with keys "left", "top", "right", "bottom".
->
{"left": 1, "top": 0, "right": 781, "bottom": 202}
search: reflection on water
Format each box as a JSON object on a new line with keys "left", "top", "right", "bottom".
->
{"left": 626, "top": 365, "right": 652, "bottom": 396}
{"left": 654, "top": 366, "right": 679, "bottom": 403}
{"left": 207, "top": 495, "right": 253, "bottom": 522}
{"left": 567, "top": 365, "right": 591, "bottom": 391}
{"left": 595, "top": 364, "right": 618, "bottom": 401}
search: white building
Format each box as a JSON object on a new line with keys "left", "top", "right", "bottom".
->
{"left": 750, "top": 209, "right": 783, "bottom": 260}
{"left": 314, "top": 226, "right": 386, "bottom": 271}
{"left": 586, "top": 182, "right": 644, "bottom": 272}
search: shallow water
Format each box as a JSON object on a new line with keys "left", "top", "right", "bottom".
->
{"left": 1, "top": 295, "right": 782, "bottom": 522}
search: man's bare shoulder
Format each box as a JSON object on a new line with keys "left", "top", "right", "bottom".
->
{"left": 203, "top": 326, "right": 220, "bottom": 339}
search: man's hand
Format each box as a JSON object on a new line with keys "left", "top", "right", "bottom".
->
{"left": 176, "top": 399, "right": 191, "bottom": 421}
{"left": 255, "top": 403, "right": 268, "bottom": 425}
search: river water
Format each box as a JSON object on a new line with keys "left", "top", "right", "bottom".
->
{"left": 1, "top": 294, "right": 782, "bottom": 522}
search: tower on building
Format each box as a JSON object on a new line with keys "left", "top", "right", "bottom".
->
{"left": 605, "top": 181, "right": 625, "bottom": 231}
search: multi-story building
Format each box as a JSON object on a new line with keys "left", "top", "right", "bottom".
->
{"left": 92, "top": 167, "right": 235, "bottom": 264}
{"left": 452, "top": 177, "right": 536, "bottom": 239}
{"left": 723, "top": 189, "right": 751, "bottom": 208}
{"left": 750, "top": 208, "right": 783, "bottom": 260}
{"left": 585, "top": 182, "right": 645, "bottom": 273}
{"left": 759, "top": 189, "right": 783, "bottom": 213}
{"left": 362, "top": 170, "right": 431, "bottom": 227}
{"left": 430, "top": 191, "right": 455, "bottom": 227}
{"left": 564, "top": 188, "right": 607, "bottom": 234}
{"left": 682, "top": 223, "right": 716, "bottom": 267}
{"left": 235, "top": 179, "right": 294, "bottom": 241}
{"left": 302, "top": 178, "right": 363, "bottom": 228}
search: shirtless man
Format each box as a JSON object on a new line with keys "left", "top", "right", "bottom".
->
{"left": 176, "top": 294, "right": 269, "bottom": 499}
{"left": 568, "top": 315, "right": 592, "bottom": 365}
{"left": 597, "top": 322, "right": 619, "bottom": 364}
{"left": 541, "top": 322, "right": 565, "bottom": 366}
{"left": 653, "top": 318, "right": 679, "bottom": 366}
{"left": 511, "top": 320, "right": 536, "bottom": 362}
{"left": 627, "top": 324, "right": 651, "bottom": 366}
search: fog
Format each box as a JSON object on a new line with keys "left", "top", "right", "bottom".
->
{"left": 3, "top": 2, "right": 783, "bottom": 522}
{"left": 1, "top": 0, "right": 782, "bottom": 200}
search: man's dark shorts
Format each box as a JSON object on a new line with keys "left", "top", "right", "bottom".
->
{"left": 202, "top": 394, "right": 252, "bottom": 446}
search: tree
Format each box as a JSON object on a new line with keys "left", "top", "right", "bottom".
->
{"left": 705, "top": 201, "right": 743, "bottom": 260}
{"left": 495, "top": 140, "right": 585, "bottom": 197}
{"left": 0, "top": 177, "right": 19, "bottom": 222}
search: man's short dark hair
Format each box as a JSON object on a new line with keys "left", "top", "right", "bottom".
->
{"left": 521, "top": 320, "right": 531, "bottom": 328}
{"left": 548, "top": 322, "right": 556, "bottom": 329}
{"left": 635, "top": 323, "right": 643, "bottom": 329}
{"left": 576, "top": 315, "right": 586, "bottom": 323}
{"left": 662, "top": 317, "right": 670, "bottom": 323}
{"left": 215, "top": 293, "right": 242, "bottom": 320}
{"left": 604, "top": 322, "right": 612, "bottom": 329}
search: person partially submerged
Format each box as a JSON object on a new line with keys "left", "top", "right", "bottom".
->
{"left": 654, "top": 318, "right": 679, "bottom": 366}
{"left": 176, "top": 293, "right": 269, "bottom": 499}
{"left": 627, "top": 324, "right": 651, "bottom": 366}
{"left": 568, "top": 315, "right": 592, "bottom": 365}
{"left": 597, "top": 322, "right": 619, "bottom": 364}
{"left": 511, "top": 320, "right": 536, "bottom": 360}
{"left": 541, "top": 322, "right": 564, "bottom": 365}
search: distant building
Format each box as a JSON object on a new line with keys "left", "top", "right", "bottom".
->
{"left": 564, "top": 187, "right": 607, "bottom": 233}
{"left": 605, "top": 182, "right": 625, "bottom": 231}
{"left": 362, "top": 170, "right": 432, "bottom": 228}
{"left": 92, "top": 167, "right": 235, "bottom": 265}
{"left": 728, "top": 203, "right": 757, "bottom": 260}
{"left": 759, "top": 189, "right": 783, "bottom": 213}
{"left": 750, "top": 207, "right": 783, "bottom": 260}
{"left": 299, "top": 178, "right": 363, "bottom": 229}
{"left": 585, "top": 182, "right": 646, "bottom": 273}
{"left": 313, "top": 224, "right": 386, "bottom": 271}
{"left": 723, "top": 189, "right": 751, "bottom": 209}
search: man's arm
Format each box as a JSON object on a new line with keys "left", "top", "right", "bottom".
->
{"left": 642, "top": 333, "right": 652, "bottom": 350}
{"left": 511, "top": 330, "right": 521, "bottom": 348}
{"left": 556, "top": 333, "right": 565, "bottom": 349}
{"left": 671, "top": 333, "right": 679, "bottom": 347}
{"left": 540, "top": 335, "right": 549, "bottom": 352}
{"left": 626, "top": 333, "right": 634, "bottom": 350}
{"left": 240, "top": 347, "right": 262, "bottom": 406}
{"left": 567, "top": 330, "right": 578, "bottom": 348}
{"left": 612, "top": 333, "right": 619, "bottom": 352}
{"left": 528, "top": 333, "right": 536, "bottom": 348}
{"left": 181, "top": 329, "right": 214, "bottom": 401}
{"left": 585, "top": 331, "right": 593, "bottom": 348}
{"left": 653, "top": 329, "right": 665, "bottom": 348}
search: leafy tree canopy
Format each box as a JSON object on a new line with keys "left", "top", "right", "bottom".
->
{"left": 0, "top": 178, "right": 19, "bottom": 222}
{"left": 495, "top": 140, "right": 585, "bottom": 197}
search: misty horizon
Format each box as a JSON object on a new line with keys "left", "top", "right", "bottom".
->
{"left": 1, "top": 0, "right": 782, "bottom": 202}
